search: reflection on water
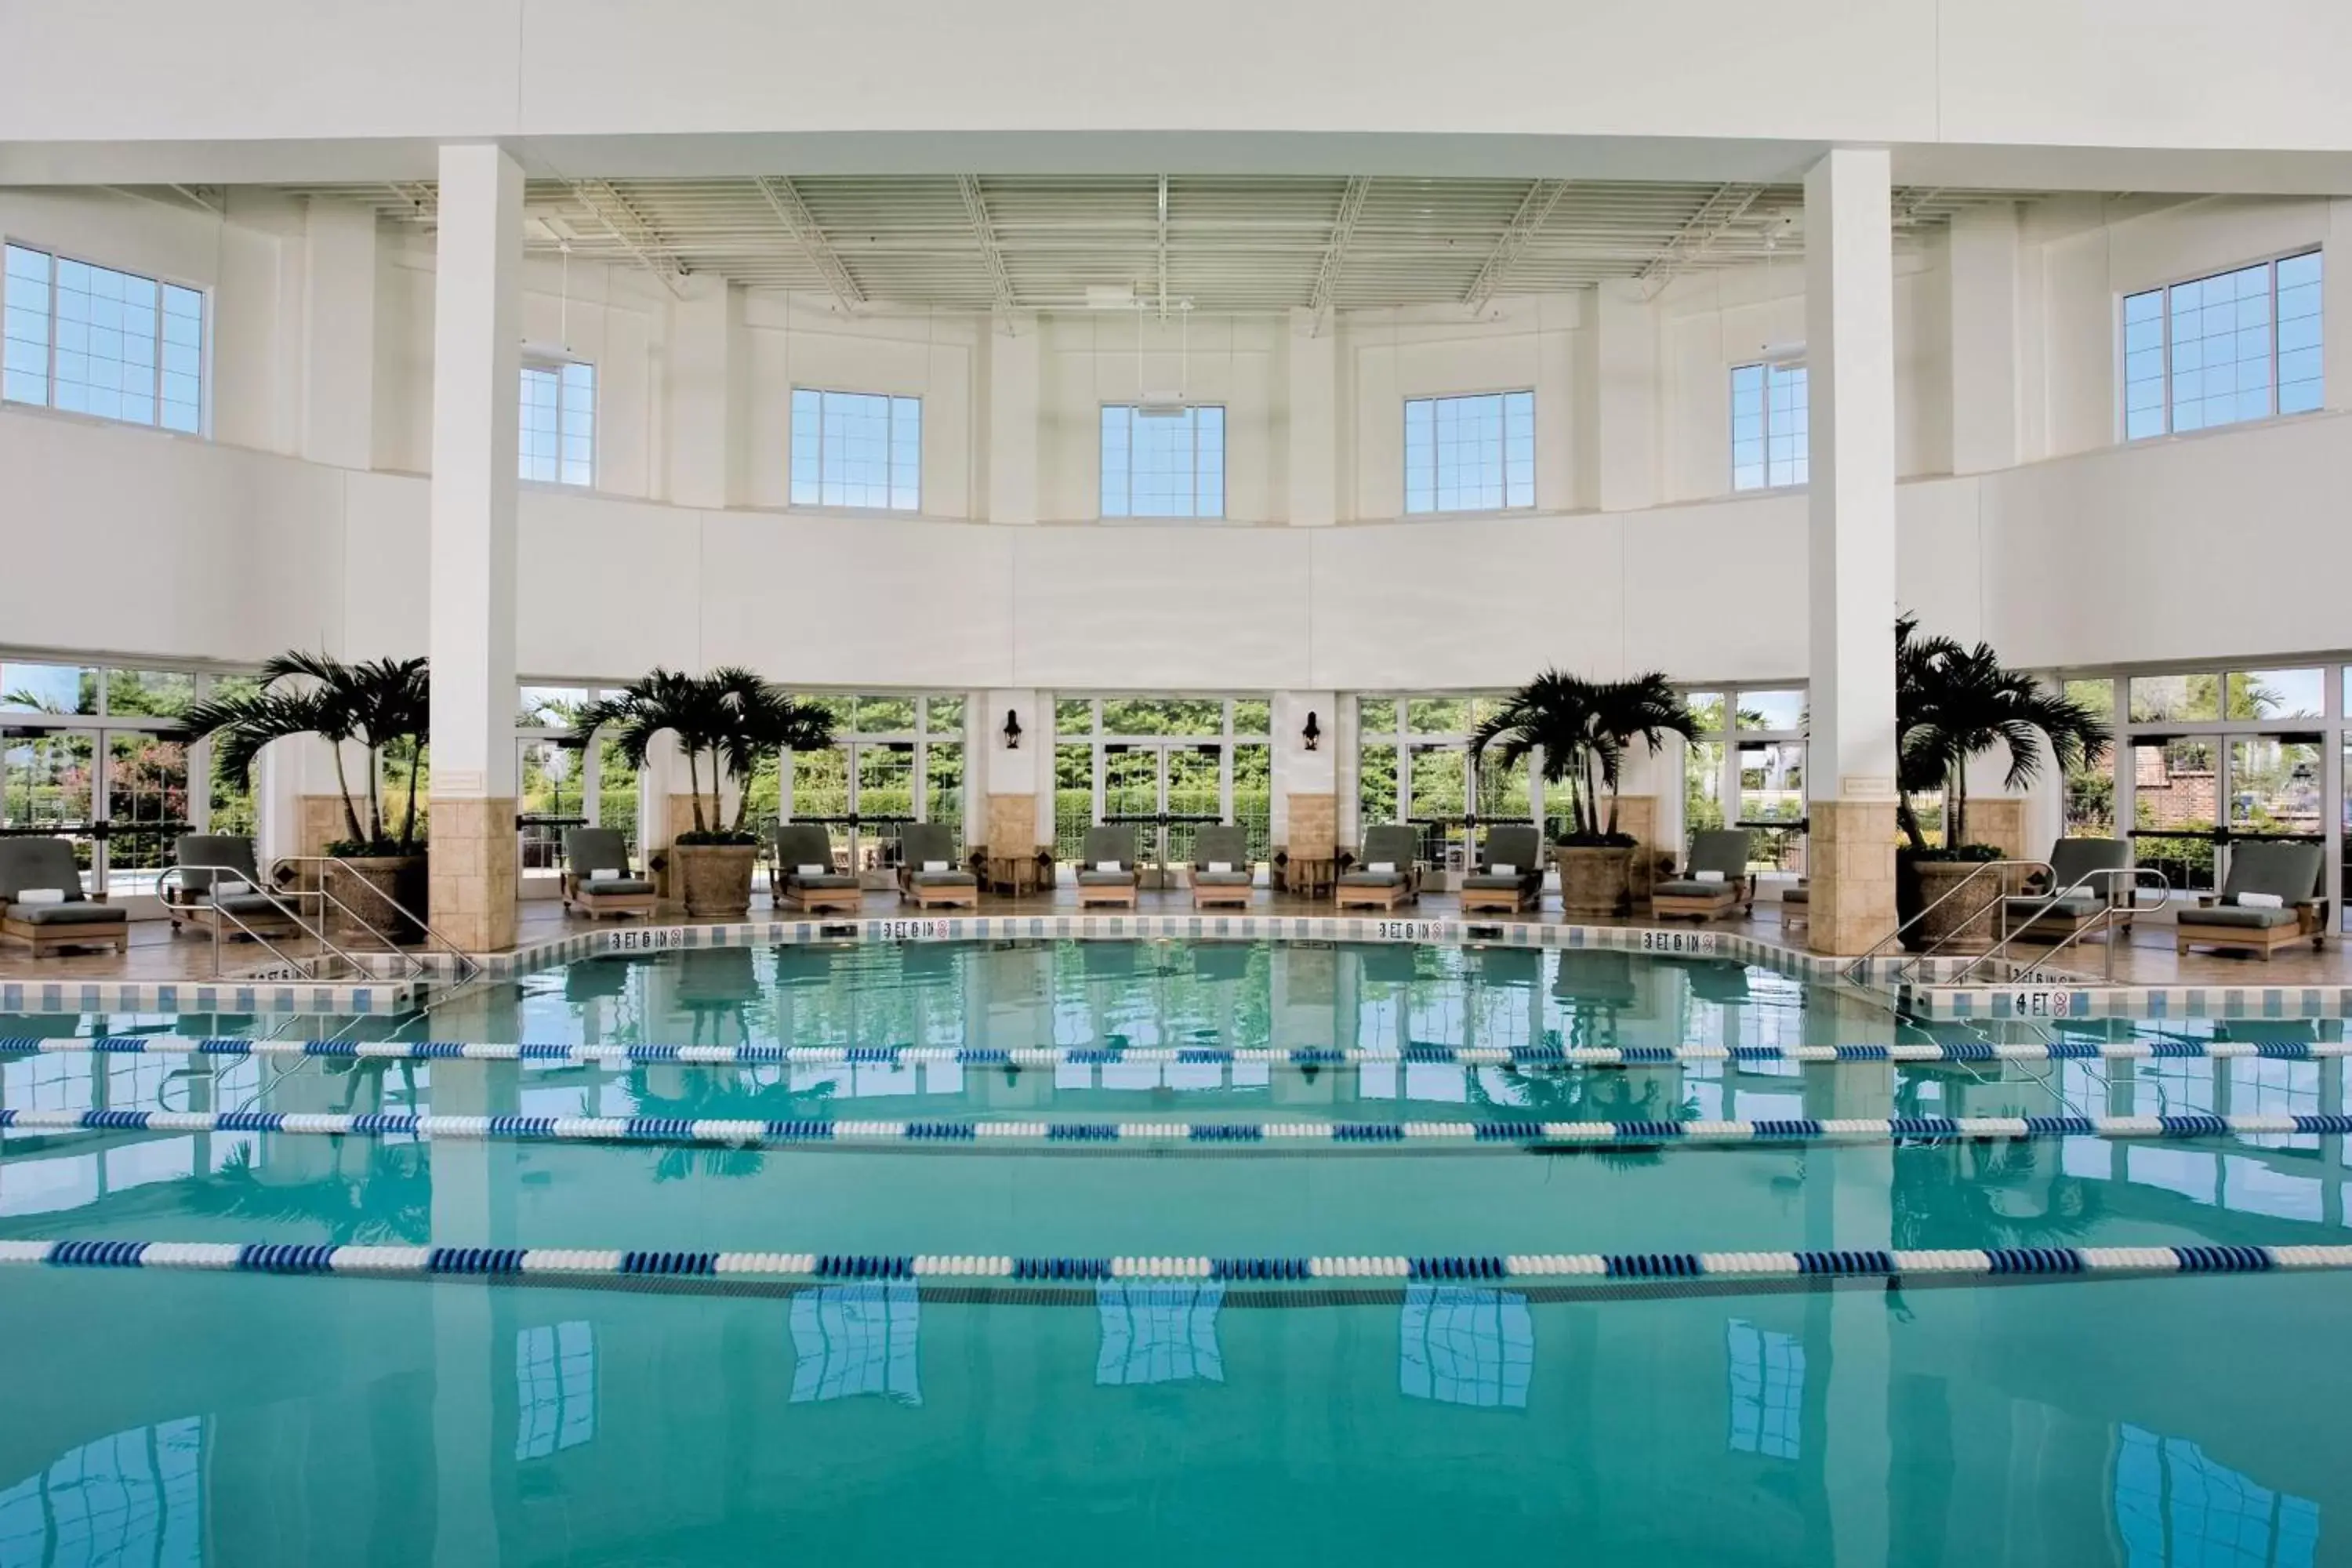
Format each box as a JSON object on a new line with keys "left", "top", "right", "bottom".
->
{"left": 1, "top": 942, "right": 2350, "bottom": 1564}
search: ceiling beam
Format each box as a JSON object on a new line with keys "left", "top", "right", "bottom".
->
{"left": 567, "top": 179, "right": 688, "bottom": 296}
{"left": 956, "top": 174, "right": 1019, "bottom": 314}
{"left": 1308, "top": 176, "right": 1373, "bottom": 318}
{"left": 1462, "top": 179, "right": 1570, "bottom": 310}
{"left": 1155, "top": 173, "right": 1171, "bottom": 319}
{"left": 752, "top": 176, "right": 865, "bottom": 310}
{"left": 1634, "top": 182, "right": 1767, "bottom": 292}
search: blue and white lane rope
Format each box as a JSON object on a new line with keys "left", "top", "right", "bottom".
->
{"left": 3, "top": 1238, "right": 2346, "bottom": 1283}
{"left": 5, "top": 1036, "right": 2347, "bottom": 1068}
{"left": 9, "top": 1106, "right": 2348, "bottom": 1151}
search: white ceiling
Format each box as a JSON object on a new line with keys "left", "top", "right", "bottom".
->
{"left": 279, "top": 173, "right": 2020, "bottom": 314}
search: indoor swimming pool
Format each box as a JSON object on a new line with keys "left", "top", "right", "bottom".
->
{"left": 1, "top": 940, "right": 2344, "bottom": 1564}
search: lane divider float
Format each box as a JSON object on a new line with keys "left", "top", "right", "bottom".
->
{"left": 2, "top": 1036, "right": 2343, "bottom": 1069}
{"left": 8, "top": 1106, "right": 2346, "bottom": 1152}
{"left": 3, "top": 1238, "right": 2340, "bottom": 1285}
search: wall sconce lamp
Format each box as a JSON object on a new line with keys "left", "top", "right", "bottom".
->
{"left": 1301, "top": 710, "right": 1321, "bottom": 751}
{"left": 1003, "top": 710, "right": 1023, "bottom": 750}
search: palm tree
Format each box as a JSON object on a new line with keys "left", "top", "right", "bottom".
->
{"left": 181, "top": 651, "right": 431, "bottom": 851}
{"left": 1473, "top": 670, "right": 1698, "bottom": 842}
{"left": 566, "top": 667, "right": 833, "bottom": 840}
{"left": 1894, "top": 615, "right": 2110, "bottom": 852}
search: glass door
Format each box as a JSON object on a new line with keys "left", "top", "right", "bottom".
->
{"left": 855, "top": 742, "right": 917, "bottom": 880}
{"left": 791, "top": 746, "right": 852, "bottom": 873}
{"left": 1406, "top": 743, "right": 1469, "bottom": 873}
{"left": 2, "top": 725, "right": 96, "bottom": 891}
{"left": 101, "top": 731, "right": 188, "bottom": 899}
{"left": 1102, "top": 743, "right": 1163, "bottom": 879}
{"left": 2225, "top": 731, "right": 2325, "bottom": 892}
{"left": 2129, "top": 735, "right": 2220, "bottom": 895}
{"left": 1163, "top": 744, "right": 1223, "bottom": 869}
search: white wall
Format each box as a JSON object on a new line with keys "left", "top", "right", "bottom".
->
{"left": 12, "top": 394, "right": 2352, "bottom": 692}
{"left": 1038, "top": 314, "right": 1280, "bottom": 524}
{"left": 10, "top": 0, "right": 2352, "bottom": 188}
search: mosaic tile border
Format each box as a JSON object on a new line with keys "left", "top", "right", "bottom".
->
{"left": 0, "top": 976, "right": 426, "bottom": 1018}
{"left": 1900, "top": 979, "right": 2352, "bottom": 1022}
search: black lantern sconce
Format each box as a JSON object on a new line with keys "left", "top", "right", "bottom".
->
{"left": 1002, "top": 710, "right": 1023, "bottom": 750}
{"left": 1301, "top": 710, "right": 1321, "bottom": 751}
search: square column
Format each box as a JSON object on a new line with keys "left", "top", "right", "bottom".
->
{"left": 426, "top": 144, "right": 524, "bottom": 952}
{"left": 1274, "top": 691, "right": 1336, "bottom": 855}
{"left": 1804, "top": 150, "right": 1900, "bottom": 956}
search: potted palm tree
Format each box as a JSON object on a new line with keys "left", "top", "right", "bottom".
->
{"left": 1895, "top": 615, "right": 2110, "bottom": 950}
{"left": 568, "top": 667, "right": 832, "bottom": 918}
{"left": 183, "top": 652, "right": 430, "bottom": 938}
{"left": 1474, "top": 671, "right": 1698, "bottom": 916}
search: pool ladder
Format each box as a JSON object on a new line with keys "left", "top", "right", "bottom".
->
{"left": 1845, "top": 860, "right": 2171, "bottom": 989}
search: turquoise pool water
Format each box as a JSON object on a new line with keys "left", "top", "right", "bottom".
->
{"left": 2, "top": 942, "right": 2345, "bottom": 1564}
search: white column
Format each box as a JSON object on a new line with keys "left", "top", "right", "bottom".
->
{"left": 1589, "top": 279, "right": 1660, "bottom": 513}
{"left": 1287, "top": 310, "right": 1338, "bottom": 527}
{"left": 426, "top": 143, "right": 524, "bottom": 949}
{"left": 986, "top": 316, "right": 1040, "bottom": 524}
{"left": 299, "top": 197, "right": 379, "bottom": 470}
{"left": 666, "top": 280, "right": 741, "bottom": 508}
{"left": 1947, "top": 201, "right": 2022, "bottom": 475}
{"left": 1805, "top": 148, "right": 1901, "bottom": 953}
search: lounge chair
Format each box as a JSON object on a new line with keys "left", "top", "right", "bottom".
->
{"left": 1335, "top": 824, "right": 1421, "bottom": 910}
{"left": 0, "top": 838, "right": 128, "bottom": 959}
{"left": 771, "top": 822, "right": 862, "bottom": 915}
{"left": 1778, "top": 882, "right": 1809, "bottom": 932}
{"left": 1460, "top": 825, "right": 1544, "bottom": 913}
{"left": 897, "top": 822, "right": 978, "bottom": 909}
{"left": 1076, "top": 825, "right": 1141, "bottom": 909}
{"left": 1189, "top": 825, "right": 1254, "bottom": 909}
{"left": 2174, "top": 840, "right": 2328, "bottom": 960}
{"left": 2000, "top": 837, "right": 2132, "bottom": 943}
{"left": 1651, "top": 829, "right": 1755, "bottom": 921}
{"left": 164, "top": 834, "right": 305, "bottom": 940}
{"left": 561, "top": 828, "right": 659, "bottom": 920}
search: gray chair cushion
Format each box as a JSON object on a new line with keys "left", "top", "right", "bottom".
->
{"left": 910, "top": 869, "right": 976, "bottom": 887}
{"left": 1191, "top": 826, "right": 1248, "bottom": 871}
{"left": 1192, "top": 870, "right": 1253, "bottom": 886}
{"left": 213, "top": 892, "right": 296, "bottom": 917}
{"left": 899, "top": 822, "right": 960, "bottom": 870}
{"left": 1780, "top": 885, "right": 1809, "bottom": 906}
{"left": 1339, "top": 870, "right": 1406, "bottom": 887}
{"left": 1076, "top": 869, "right": 1135, "bottom": 887}
{"left": 1357, "top": 824, "right": 1418, "bottom": 871}
{"left": 1480, "top": 826, "right": 1541, "bottom": 873}
{"left": 1685, "top": 829, "right": 1753, "bottom": 881}
{"left": 564, "top": 827, "right": 634, "bottom": 880}
{"left": 8, "top": 901, "right": 124, "bottom": 927}
{"left": 785, "top": 873, "right": 859, "bottom": 891}
{"left": 1461, "top": 873, "right": 1530, "bottom": 891}
{"left": 2188, "top": 904, "right": 2302, "bottom": 930}
{"left": 2220, "top": 840, "right": 2325, "bottom": 906}
{"left": 174, "top": 834, "right": 261, "bottom": 895}
{"left": 576, "top": 877, "right": 655, "bottom": 897}
{"left": 2004, "top": 893, "right": 2101, "bottom": 919}
{"left": 1655, "top": 878, "right": 1737, "bottom": 899}
{"left": 1080, "top": 825, "right": 1138, "bottom": 868}
{"left": 0, "top": 839, "right": 89, "bottom": 904}
{"left": 2045, "top": 837, "right": 2130, "bottom": 893}
{"left": 773, "top": 823, "right": 837, "bottom": 870}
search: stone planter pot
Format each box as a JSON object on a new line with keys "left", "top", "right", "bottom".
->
{"left": 327, "top": 855, "right": 426, "bottom": 944}
{"left": 673, "top": 842, "right": 758, "bottom": 918}
{"left": 1555, "top": 844, "right": 1634, "bottom": 916}
{"left": 1907, "top": 858, "right": 2021, "bottom": 953}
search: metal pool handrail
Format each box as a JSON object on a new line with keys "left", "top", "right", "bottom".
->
{"left": 1944, "top": 865, "right": 2173, "bottom": 986}
{"left": 1842, "top": 858, "right": 2054, "bottom": 986}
